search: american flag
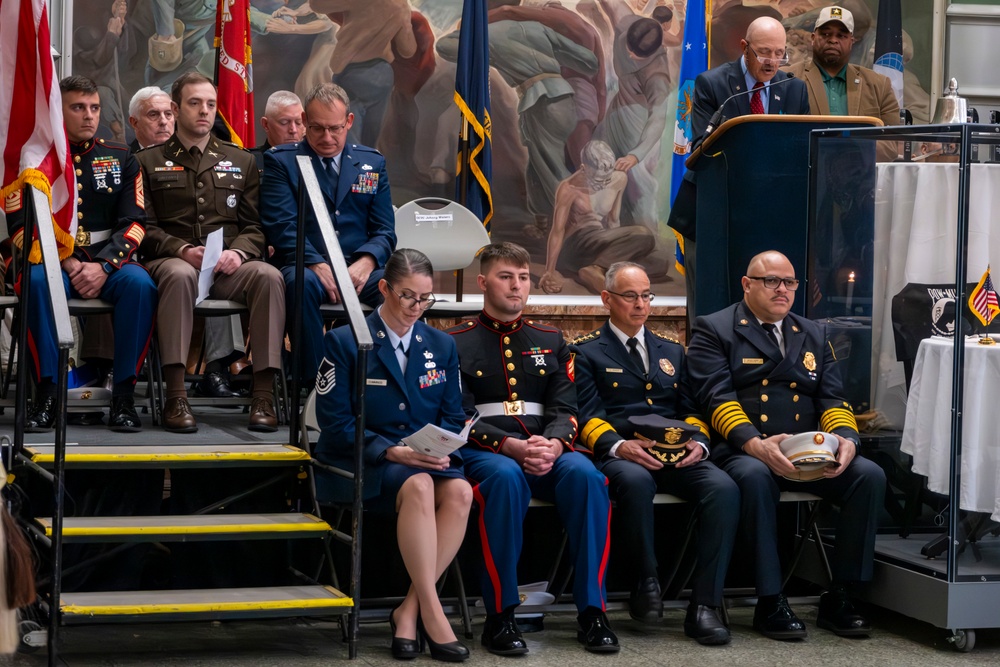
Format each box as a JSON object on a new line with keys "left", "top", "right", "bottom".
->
{"left": 969, "top": 266, "right": 1000, "bottom": 326}
{"left": 0, "top": 0, "right": 77, "bottom": 262}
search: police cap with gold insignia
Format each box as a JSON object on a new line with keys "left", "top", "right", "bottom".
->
{"left": 779, "top": 431, "right": 840, "bottom": 481}
{"left": 628, "top": 414, "right": 700, "bottom": 466}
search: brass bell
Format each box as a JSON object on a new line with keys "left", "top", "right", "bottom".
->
{"left": 931, "top": 78, "right": 968, "bottom": 124}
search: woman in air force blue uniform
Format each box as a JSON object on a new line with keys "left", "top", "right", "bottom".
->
{"left": 314, "top": 248, "right": 471, "bottom": 662}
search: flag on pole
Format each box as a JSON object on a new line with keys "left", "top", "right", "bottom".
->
{"left": 873, "top": 0, "right": 904, "bottom": 108}
{"left": 969, "top": 266, "right": 1000, "bottom": 326}
{"left": 214, "top": 0, "right": 255, "bottom": 147}
{"left": 0, "top": 0, "right": 77, "bottom": 262}
{"left": 453, "top": 0, "right": 493, "bottom": 231}
{"left": 669, "top": 0, "right": 710, "bottom": 276}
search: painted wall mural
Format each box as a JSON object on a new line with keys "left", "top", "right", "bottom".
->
{"left": 70, "top": 0, "right": 933, "bottom": 297}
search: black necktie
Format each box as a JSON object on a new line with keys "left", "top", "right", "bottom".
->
{"left": 762, "top": 322, "right": 782, "bottom": 354}
{"left": 189, "top": 145, "right": 201, "bottom": 162}
{"left": 627, "top": 337, "right": 645, "bottom": 375}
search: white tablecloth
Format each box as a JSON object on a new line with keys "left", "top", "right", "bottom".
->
{"left": 900, "top": 336, "right": 1000, "bottom": 522}
{"left": 872, "top": 162, "right": 1000, "bottom": 429}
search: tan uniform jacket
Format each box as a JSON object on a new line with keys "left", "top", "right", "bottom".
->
{"left": 136, "top": 135, "right": 265, "bottom": 260}
{"left": 784, "top": 58, "right": 899, "bottom": 127}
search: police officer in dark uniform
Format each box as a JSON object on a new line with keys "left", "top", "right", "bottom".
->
{"left": 136, "top": 72, "right": 285, "bottom": 433}
{"left": 4, "top": 75, "right": 157, "bottom": 432}
{"left": 686, "top": 250, "right": 886, "bottom": 639}
{"left": 446, "top": 242, "right": 619, "bottom": 656}
{"left": 572, "top": 262, "right": 738, "bottom": 645}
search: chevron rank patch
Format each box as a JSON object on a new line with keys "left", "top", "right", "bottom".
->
{"left": 3, "top": 189, "right": 22, "bottom": 213}
{"left": 135, "top": 173, "right": 144, "bottom": 208}
{"left": 316, "top": 357, "right": 336, "bottom": 394}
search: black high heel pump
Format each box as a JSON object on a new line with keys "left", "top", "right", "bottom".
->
{"left": 417, "top": 616, "right": 470, "bottom": 662}
{"left": 389, "top": 606, "right": 422, "bottom": 660}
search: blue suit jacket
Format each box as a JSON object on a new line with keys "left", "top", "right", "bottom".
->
{"left": 692, "top": 59, "right": 810, "bottom": 147}
{"left": 314, "top": 310, "right": 466, "bottom": 503}
{"left": 260, "top": 141, "right": 396, "bottom": 269}
{"left": 572, "top": 322, "right": 709, "bottom": 460}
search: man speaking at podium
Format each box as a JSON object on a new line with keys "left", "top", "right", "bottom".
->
{"left": 668, "top": 17, "right": 808, "bottom": 317}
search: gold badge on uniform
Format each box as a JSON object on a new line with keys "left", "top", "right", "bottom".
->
{"left": 664, "top": 427, "right": 684, "bottom": 444}
{"left": 803, "top": 351, "right": 817, "bottom": 372}
{"left": 659, "top": 358, "right": 675, "bottom": 376}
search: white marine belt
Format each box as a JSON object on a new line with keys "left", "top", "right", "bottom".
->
{"left": 476, "top": 401, "right": 545, "bottom": 418}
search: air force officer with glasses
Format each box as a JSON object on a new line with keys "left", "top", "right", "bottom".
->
{"left": 261, "top": 82, "right": 396, "bottom": 384}
{"left": 686, "top": 251, "right": 885, "bottom": 642}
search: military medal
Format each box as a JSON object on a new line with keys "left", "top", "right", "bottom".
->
{"left": 226, "top": 194, "right": 237, "bottom": 208}
{"left": 659, "top": 358, "right": 675, "bottom": 376}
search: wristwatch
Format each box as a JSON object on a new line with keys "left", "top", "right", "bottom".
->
{"left": 102, "top": 262, "right": 114, "bottom": 274}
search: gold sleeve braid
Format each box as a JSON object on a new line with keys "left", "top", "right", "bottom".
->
{"left": 711, "top": 401, "right": 753, "bottom": 438}
{"left": 581, "top": 418, "right": 615, "bottom": 451}
{"left": 685, "top": 416, "right": 710, "bottom": 438}
{"left": 820, "top": 406, "right": 857, "bottom": 433}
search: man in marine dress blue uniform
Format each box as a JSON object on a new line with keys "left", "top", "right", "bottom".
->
{"left": 686, "top": 250, "right": 886, "bottom": 640}
{"left": 447, "top": 242, "right": 619, "bottom": 656}
{"left": 261, "top": 83, "right": 395, "bottom": 384}
{"left": 4, "top": 75, "right": 156, "bottom": 432}
{"left": 572, "top": 262, "right": 738, "bottom": 645}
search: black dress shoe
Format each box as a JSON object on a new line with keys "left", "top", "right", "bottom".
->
{"left": 68, "top": 411, "right": 105, "bottom": 426}
{"left": 753, "top": 593, "right": 808, "bottom": 640}
{"left": 684, "top": 604, "right": 731, "bottom": 645}
{"left": 194, "top": 371, "right": 240, "bottom": 398}
{"left": 817, "top": 588, "right": 871, "bottom": 637}
{"left": 481, "top": 608, "right": 528, "bottom": 656}
{"left": 418, "top": 617, "right": 469, "bottom": 662}
{"left": 109, "top": 395, "right": 142, "bottom": 432}
{"left": 388, "top": 606, "right": 421, "bottom": 660}
{"left": 577, "top": 608, "right": 620, "bottom": 653}
{"left": 26, "top": 395, "right": 56, "bottom": 433}
{"left": 629, "top": 576, "right": 663, "bottom": 624}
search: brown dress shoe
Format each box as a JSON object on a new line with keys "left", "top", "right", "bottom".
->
{"left": 248, "top": 397, "right": 278, "bottom": 432}
{"left": 163, "top": 397, "right": 198, "bottom": 433}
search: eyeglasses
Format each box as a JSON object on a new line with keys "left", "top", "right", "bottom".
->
{"left": 748, "top": 276, "right": 800, "bottom": 290}
{"left": 607, "top": 290, "right": 655, "bottom": 303}
{"left": 387, "top": 282, "right": 437, "bottom": 310}
{"left": 746, "top": 43, "right": 789, "bottom": 67}
{"left": 306, "top": 123, "right": 348, "bottom": 136}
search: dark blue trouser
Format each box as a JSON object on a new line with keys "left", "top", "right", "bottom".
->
{"left": 24, "top": 263, "right": 157, "bottom": 385}
{"left": 281, "top": 264, "right": 383, "bottom": 382}
{"left": 464, "top": 448, "right": 611, "bottom": 615}
{"left": 715, "top": 452, "right": 886, "bottom": 595}
{"left": 599, "top": 457, "right": 740, "bottom": 605}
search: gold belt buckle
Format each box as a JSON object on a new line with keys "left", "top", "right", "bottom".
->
{"left": 503, "top": 400, "right": 525, "bottom": 416}
{"left": 75, "top": 229, "right": 90, "bottom": 246}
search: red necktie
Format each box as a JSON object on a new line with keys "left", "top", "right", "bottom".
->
{"left": 750, "top": 81, "right": 765, "bottom": 114}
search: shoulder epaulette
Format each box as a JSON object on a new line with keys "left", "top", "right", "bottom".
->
{"left": 571, "top": 329, "right": 601, "bottom": 345}
{"left": 351, "top": 143, "right": 383, "bottom": 156}
{"left": 651, "top": 330, "right": 682, "bottom": 345}
{"left": 96, "top": 138, "right": 129, "bottom": 152}
{"left": 446, "top": 320, "right": 478, "bottom": 335}
{"left": 525, "top": 320, "right": 561, "bottom": 335}
{"left": 272, "top": 143, "right": 298, "bottom": 153}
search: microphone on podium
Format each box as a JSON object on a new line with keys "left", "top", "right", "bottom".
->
{"left": 703, "top": 73, "right": 797, "bottom": 138}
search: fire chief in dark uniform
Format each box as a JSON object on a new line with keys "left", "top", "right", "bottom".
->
{"left": 136, "top": 72, "right": 285, "bottom": 433}
{"left": 4, "top": 75, "right": 156, "bottom": 432}
{"left": 686, "top": 250, "right": 886, "bottom": 639}
{"left": 447, "top": 242, "right": 618, "bottom": 656}
{"left": 572, "top": 262, "right": 738, "bottom": 645}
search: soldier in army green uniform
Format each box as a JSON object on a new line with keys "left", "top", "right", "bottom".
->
{"left": 4, "top": 76, "right": 157, "bottom": 432}
{"left": 136, "top": 72, "right": 285, "bottom": 433}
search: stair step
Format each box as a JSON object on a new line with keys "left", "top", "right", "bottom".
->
{"left": 58, "top": 585, "right": 351, "bottom": 623}
{"left": 34, "top": 513, "right": 330, "bottom": 542}
{"left": 22, "top": 444, "right": 310, "bottom": 468}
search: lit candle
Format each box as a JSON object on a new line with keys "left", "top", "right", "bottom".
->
{"left": 846, "top": 271, "right": 855, "bottom": 315}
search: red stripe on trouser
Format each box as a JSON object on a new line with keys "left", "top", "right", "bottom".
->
{"left": 597, "top": 476, "right": 611, "bottom": 612}
{"left": 472, "top": 483, "right": 504, "bottom": 615}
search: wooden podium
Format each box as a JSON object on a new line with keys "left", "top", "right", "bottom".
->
{"left": 684, "top": 115, "right": 883, "bottom": 318}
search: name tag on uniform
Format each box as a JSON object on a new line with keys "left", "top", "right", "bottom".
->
{"left": 366, "top": 378, "right": 387, "bottom": 386}
{"left": 605, "top": 368, "right": 623, "bottom": 373}
{"left": 742, "top": 358, "right": 764, "bottom": 365}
